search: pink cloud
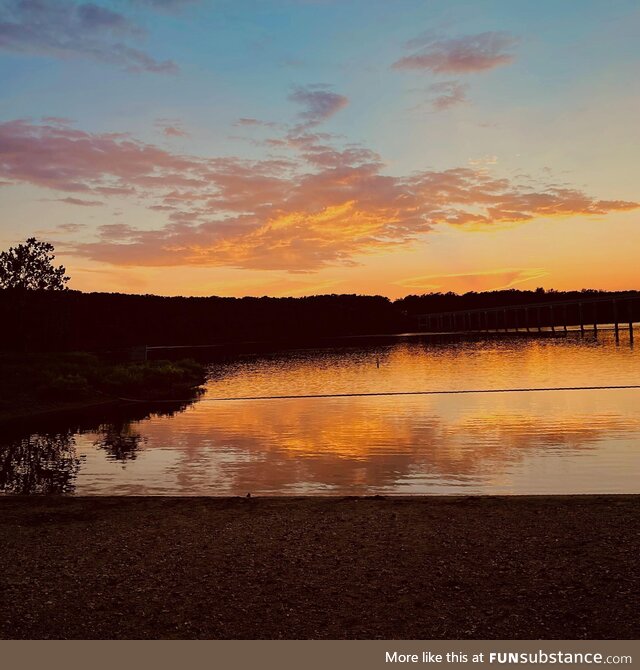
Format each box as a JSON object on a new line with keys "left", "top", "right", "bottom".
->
{"left": 234, "top": 118, "right": 278, "bottom": 128}
{"left": 155, "top": 119, "right": 190, "bottom": 138}
{"left": 0, "top": 119, "right": 637, "bottom": 272}
{"left": 393, "top": 32, "right": 517, "bottom": 74}
{"left": 423, "top": 80, "right": 469, "bottom": 111}
{"left": 162, "top": 126, "right": 188, "bottom": 137}
{"left": 0, "top": 119, "right": 199, "bottom": 192}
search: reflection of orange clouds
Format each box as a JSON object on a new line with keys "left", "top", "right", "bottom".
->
{"left": 108, "top": 393, "right": 639, "bottom": 494}
{"left": 68, "top": 338, "right": 640, "bottom": 494}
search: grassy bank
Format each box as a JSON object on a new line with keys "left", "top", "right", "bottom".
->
{"left": 0, "top": 352, "right": 206, "bottom": 422}
{"left": 0, "top": 495, "right": 638, "bottom": 639}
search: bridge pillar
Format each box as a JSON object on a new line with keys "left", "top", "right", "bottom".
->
{"left": 579, "top": 303, "right": 584, "bottom": 335}
{"left": 613, "top": 300, "right": 619, "bottom": 342}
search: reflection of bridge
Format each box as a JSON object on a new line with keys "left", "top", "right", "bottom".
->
{"left": 416, "top": 294, "right": 638, "bottom": 342}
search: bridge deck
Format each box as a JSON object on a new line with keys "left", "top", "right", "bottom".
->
{"left": 415, "top": 294, "right": 638, "bottom": 342}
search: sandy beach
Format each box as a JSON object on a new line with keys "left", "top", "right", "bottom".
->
{"left": 0, "top": 495, "right": 638, "bottom": 640}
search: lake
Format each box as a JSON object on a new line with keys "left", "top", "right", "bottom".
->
{"left": 2, "top": 331, "right": 639, "bottom": 495}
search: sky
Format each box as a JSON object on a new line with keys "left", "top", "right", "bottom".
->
{"left": 0, "top": 0, "right": 638, "bottom": 298}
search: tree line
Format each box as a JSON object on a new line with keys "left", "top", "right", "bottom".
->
{"left": 3, "top": 287, "right": 639, "bottom": 352}
{"left": 0, "top": 239, "right": 638, "bottom": 351}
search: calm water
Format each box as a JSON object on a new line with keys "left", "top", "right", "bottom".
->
{"left": 2, "top": 332, "right": 639, "bottom": 495}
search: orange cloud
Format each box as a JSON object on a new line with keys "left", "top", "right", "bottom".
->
{"left": 0, "top": 119, "right": 637, "bottom": 272}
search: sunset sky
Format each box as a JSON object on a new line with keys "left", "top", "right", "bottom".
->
{"left": 0, "top": 0, "right": 638, "bottom": 298}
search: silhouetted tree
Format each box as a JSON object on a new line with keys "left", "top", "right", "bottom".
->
{"left": 0, "top": 238, "right": 69, "bottom": 290}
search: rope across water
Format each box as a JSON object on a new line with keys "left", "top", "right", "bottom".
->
{"left": 118, "top": 383, "right": 640, "bottom": 403}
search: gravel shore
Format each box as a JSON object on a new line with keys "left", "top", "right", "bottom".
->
{"left": 1, "top": 495, "right": 638, "bottom": 639}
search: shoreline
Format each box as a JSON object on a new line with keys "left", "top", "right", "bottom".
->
{"left": 0, "top": 352, "right": 206, "bottom": 426}
{"left": 1, "top": 495, "right": 638, "bottom": 640}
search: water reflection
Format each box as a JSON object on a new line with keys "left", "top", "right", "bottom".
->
{"left": 93, "top": 421, "right": 146, "bottom": 462}
{"left": 0, "top": 432, "right": 80, "bottom": 494}
{"left": 89, "top": 391, "right": 635, "bottom": 495}
{"left": 0, "top": 400, "right": 196, "bottom": 494}
{"left": 2, "top": 334, "right": 639, "bottom": 495}
{"left": 206, "top": 332, "right": 639, "bottom": 399}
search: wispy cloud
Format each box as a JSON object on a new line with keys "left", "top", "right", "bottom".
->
{"left": 0, "top": 119, "right": 636, "bottom": 272}
{"left": 233, "top": 117, "right": 278, "bottom": 129}
{"left": 57, "top": 223, "right": 87, "bottom": 233}
{"left": 0, "top": 0, "right": 178, "bottom": 73}
{"left": 41, "top": 116, "right": 75, "bottom": 125}
{"left": 54, "top": 196, "right": 105, "bottom": 206}
{"left": 393, "top": 31, "right": 518, "bottom": 74}
{"left": 289, "top": 84, "right": 349, "bottom": 128}
{"left": 35, "top": 222, "right": 87, "bottom": 236}
{"left": 423, "top": 80, "right": 468, "bottom": 110}
{"left": 468, "top": 155, "right": 498, "bottom": 167}
{"left": 131, "top": 0, "right": 200, "bottom": 11}
{"left": 155, "top": 118, "right": 190, "bottom": 138}
{"left": 396, "top": 268, "right": 549, "bottom": 293}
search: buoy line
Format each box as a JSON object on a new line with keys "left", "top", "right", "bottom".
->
{"left": 118, "top": 383, "right": 640, "bottom": 404}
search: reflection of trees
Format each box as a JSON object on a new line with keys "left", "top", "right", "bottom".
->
{"left": 0, "top": 398, "right": 197, "bottom": 494}
{"left": 89, "top": 400, "right": 196, "bottom": 462}
{"left": 93, "top": 422, "right": 145, "bottom": 461}
{"left": 0, "top": 432, "right": 79, "bottom": 494}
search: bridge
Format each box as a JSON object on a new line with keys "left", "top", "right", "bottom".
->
{"left": 416, "top": 294, "right": 639, "bottom": 342}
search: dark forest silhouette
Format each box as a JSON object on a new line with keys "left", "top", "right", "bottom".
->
{"left": 1, "top": 287, "right": 639, "bottom": 352}
{"left": 0, "top": 237, "right": 638, "bottom": 351}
